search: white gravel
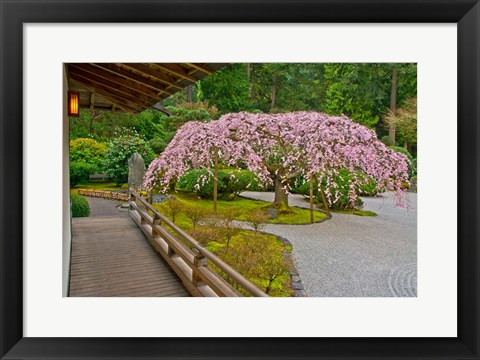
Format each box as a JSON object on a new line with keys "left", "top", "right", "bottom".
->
{"left": 240, "top": 191, "right": 417, "bottom": 297}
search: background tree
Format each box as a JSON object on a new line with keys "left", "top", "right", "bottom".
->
{"left": 322, "top": 63, "right": 417, "bottom": 135}
{"left": 197, "top": 64, "right": 252, "bottom": 114}
{"left": 384, "top": 97, "right": 417, "bottom": 151}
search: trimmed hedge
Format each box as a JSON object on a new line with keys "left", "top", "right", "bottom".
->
{"left": 71, "top": 195, "right": 90, "bottom": 217}
{"left": 176, "top": 169, "right": 266, "bottom": 200}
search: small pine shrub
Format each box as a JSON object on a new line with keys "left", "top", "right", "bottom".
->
{"left": 71, "top": 195, "right": 90, "bottom": 217}
{"left": 184, "top": 205, "right": 211, "bottom": 228}
{"left": 187, "top": 226, "right": 222, "bottom": 246}
{"left": 247, "top": 211, "right": 269, "bottom": 232}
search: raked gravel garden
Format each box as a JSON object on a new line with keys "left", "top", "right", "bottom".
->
{"left": 240, "top": 191, "right": 417, "bottom": 297}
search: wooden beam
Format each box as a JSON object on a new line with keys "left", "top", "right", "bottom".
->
{"left": 70, "top": 63, "right": 167, "bottom": 101}
{"left": 152, "top": 104, "right": 172, "bottom": 116}
{"left": 185, "top": 63, "right": 213, "bottom": 75}
{"left": 69, "top": 76, "right": 143, "bottom": 113}
{"left": 120, "top": 64, "right": 183, "bottom": 90}
{"left": 89, "top": 93, "right": 95, "bottom": 113}
{"left": 154, "top": 64, "right": 197, "bottom": 82}
{"left": 69, "top": 66, "right": 156, "bottom": 104}
{"left": 91, "top": 63, "right": 174, "bottom": 96}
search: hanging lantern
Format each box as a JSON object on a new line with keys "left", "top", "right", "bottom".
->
{"left": 68, "top": 91, "right": 80, "bottom": 117}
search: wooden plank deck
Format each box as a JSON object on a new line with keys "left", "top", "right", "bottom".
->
{"left": 69, "top": 198, "right": 190, "bottom": 297}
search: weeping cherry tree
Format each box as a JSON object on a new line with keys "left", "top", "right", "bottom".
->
{"left": 143, "top": 112, "right": 409, "bottom": 212}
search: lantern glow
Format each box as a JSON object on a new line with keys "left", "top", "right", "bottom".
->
{"left": 68, "top": 91, "right": 80, "bottom": 117}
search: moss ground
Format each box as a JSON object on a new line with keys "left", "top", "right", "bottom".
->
{"left": 164, "top": 191, "right": 326, "bottom": 224}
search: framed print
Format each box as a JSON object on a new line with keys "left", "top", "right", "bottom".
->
{"left": 1, "top": 0, "right": 479, "bottom": 359}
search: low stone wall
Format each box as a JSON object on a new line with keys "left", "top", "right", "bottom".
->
{"left": 77, "top": 189, "right": 129, "bottom": 201}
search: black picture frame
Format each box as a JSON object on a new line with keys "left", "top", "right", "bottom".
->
{"left": 1, "top": 1, "right": 479, "bottom": 359}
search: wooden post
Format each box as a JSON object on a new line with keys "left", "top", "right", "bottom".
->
{"left": 213, "top": 149, "right": 218, "bottom": 212}
{"left": 152, "top": 214, "right": 161, "bottom": 238}
{"left": 309, "top": 174, "right": 314, "bottom": 223}
{"left": 129, "top": 193, "right": 135, "bottom": 211}
{"left": 192, "top": 252, "right": 207, "bottom": 286}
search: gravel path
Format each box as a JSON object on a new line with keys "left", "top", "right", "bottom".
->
{"left": 82, "top": 196, "right": 129, "bottom": 217}
{"left": 240, "top": 191, "right": 417, "bottom": 297}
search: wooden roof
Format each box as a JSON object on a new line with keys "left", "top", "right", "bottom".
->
{"left": 66, "top": 63, "right": 227, "bottom": 114}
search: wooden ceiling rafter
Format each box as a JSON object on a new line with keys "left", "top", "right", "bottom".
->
{"left": 69, "top": 75, "right": 145, "bottom": 113}
{"left": 120, "top": 63, "right": 183, "bottom": 91}
{"left": 69, "top": 67, "right": 155, "bottom": 104}
{"left": 91, "top": 63, "right": 174, "bottom": 96}
{"left": 91, "top": 91, "right": 136, "bottom": 113}
{"left": 69, "top": 72, "right": 157, "bottom": 111}
{"left": 185, "top": 63, "right": 213, "bottom": 75}
{"left": 69, "top": 63, "right": 166, "bottom": 102}
{"left": 152, "top": 63, "right": 198, "bottom": 82}
{"left": 66, "top": 63, "right": 227, "bottom": 114}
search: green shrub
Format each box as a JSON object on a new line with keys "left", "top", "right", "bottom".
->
{"left": 103, "top": 128, "right": 155, "bottom": 185}
{"left": 71, "top": 195, "right": 90, "bottom": 217}
{"left": 177, "top": 169, "right": 264, "bottom": 200}
{"left": 70, "top": 138, "right": 107, "bottom": 170}
{"left": 381, "top": 135, "right": 395, "bottom": 146}
{"left": 149, "top": 136, "right": 171, "bottom": 154}
{"left": 357, "top": 173, "right": 381, "bottom": 197}
{"left": 70, "top": 162, "right": 98, "bottom": 187}
{"left": 290, "top": 169, "right": 381, "bottom": 209}
{"left": 187, "top": 226, "right": 223, "bottom": 245}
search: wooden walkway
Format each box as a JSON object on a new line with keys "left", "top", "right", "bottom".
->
{"left": 69, "top": 198, "right": 190, "bottom": 297}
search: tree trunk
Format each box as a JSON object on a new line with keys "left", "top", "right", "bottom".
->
{"left": 270, "top": 73, "right": 278, "bottom": 112}
{"left": 273, "top": 174, "right": 288, "bottom": 207}
{"left": 213, "top": 149, "right": 218, "bottom": 211}
{"left": 88, "top": 111, "right": 102, "bottom": 135}
{"left": 389, "top": 69, "right": 398, "bottom": 145}
{"left": 319, "top": 188, "right": 332, "bottom": 218}
{"left": 186, "top": 85, "right": 193, "bottom": 103}
{"left": 89, "top": 116, "right": 95, "bottom": 134}
{"left": 314, "top": 174, "right": 331, "bottom": 218}
{"left": 247, "top": 63, "right": 253, "bottom": 101}
{"left": 309, "top": 175, "right": 314, "bottom": 223}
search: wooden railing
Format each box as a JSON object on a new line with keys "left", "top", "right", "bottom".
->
{"left": 78, "top": 188, "right": 129, "bottom": 201}
{"left": 128, "top": 191, "right": 268, "bottom": 297}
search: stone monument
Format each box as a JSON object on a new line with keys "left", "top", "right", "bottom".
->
{"left": 128, "top": 153, "right": 145, "bottom": 193}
